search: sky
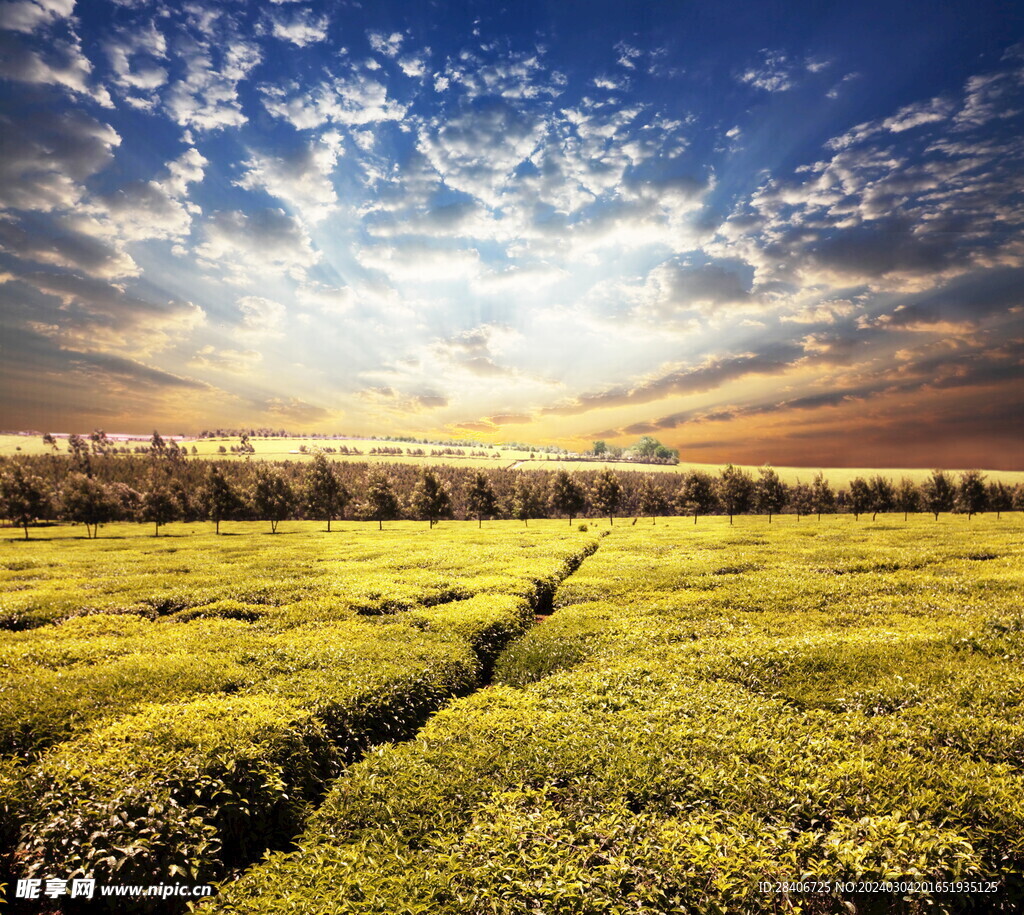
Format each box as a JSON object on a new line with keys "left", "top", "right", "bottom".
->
{"left": 1, "top": 0, "right": 1022, "bottom": 468}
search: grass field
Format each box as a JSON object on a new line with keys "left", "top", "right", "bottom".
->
{"left": 2, "top": 516, "right": 1023, "bottom": 913}
{"left": 3, "top": 432, "right": 1022, "bottom": 489}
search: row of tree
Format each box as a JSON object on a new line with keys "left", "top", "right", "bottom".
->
{"left": 0, "top": 456, "right": 1019, "bottom": 539}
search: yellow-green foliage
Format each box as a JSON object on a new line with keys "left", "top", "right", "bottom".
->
{"left": 208, "top": 517, "right": 1024, "bottom": 915}
{"left": 0, "top": 524, "right": 600, "bottom": 902}
{"left": 0, "top": 521, "right": 593, "bottom": 628}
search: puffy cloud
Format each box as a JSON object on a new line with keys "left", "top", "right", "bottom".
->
{"left": 1, "top": 268, "right": 205, "bottom": 354}
{"left": 189, "top": 344, "right": 262, "bottom": 374}
{"left": 196, "top": 208, "right": 319, "bottom": 280}
{"left": 738, "top": 49, "right": 798, "bottom": 92}
{"left": 236, "top": 134, "right": 342, "bottom": 224}
{"left": 105, "top": 19, "right": 168, "bottom": 99}
{"left": 827, "top": 97, "right": 954, "bottom": 150}
{"left": 0, "top": 107, "right": 120, "bottom": 213}
{"left": 0, "top": 31, "right": 112, "bottom": 106}
{"left": 356, "top": 241, "right": 482, "bottom": 283}
{"left": 780, "top": 299, "right": 859, "bottom": 325}
{"left": 236, "top": 295, "right": 285, "bottom": 335}
{"left": 0, "top": 217, "right": 138, "bottom": 277}
{"left": 436, "top": 48, "right": 566, "bottom": 101}
{"left": 631, "top": 258, "right": 754, "bottom": 320}
{"left": 269, "top": 6, "right": 328, "bottom": 47}
{"left": 163, "top": 26, "right": 261, "bottom": 131}
{"left": 543, "top": 346, "right": 805, "bottom": 417}
{"left": 0, "top": 0, "right": 74, "bottom": 33}
{"left": 368, "top": 30, "right": 403, "bottom": 58}
{"left": 431, "top": 324, "right": 518, "bottom": 377}
{"left": 261, "top": 70, "right": 407, "bottom": 129}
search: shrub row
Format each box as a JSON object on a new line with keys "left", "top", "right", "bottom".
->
{"left": 3, "top": 534, "right": 603, "bottom": 909}
{"left": 204, "top": 517, "right": 1024, "bottom": 914}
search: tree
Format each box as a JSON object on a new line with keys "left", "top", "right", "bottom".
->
{"left": 1013, "top": 484, "right": 1024, "bottom": 513}
{"left": 251, "top": 466, "right": 295, "bottom": 533}
{"left": 550, "top": 471, "right": 586, "bottom": 525}
{"left": 141, "top": 486, "right": 177, "bottom": 536}
{"left": 922, "top": 470, "right": 955, "bottom": 520}
{"left": 510, "top": 475, "right": 545, "bottom": 526}
{"left": 61, "top": 473, "right": 116, "bottom": 538}
{"left": 67, "top": 433, "right": 90, "bottom": 472}
{"left": 202, "top": 465, "right": 241, "bottom": 534}
{"left": 592, "top": 440, "right": 607, "bottom": 455}
{"left": 413, "top": 470, "right": 453, "bottom": 528}
{"left": 790, "top": 481, "right": 814, "bottom": 521}
{"left": 677, "top": 470, "right": 718, "bottom": 524}
{"left": 811, "top": 472, "right": 835, "bottom": 521}
{"left": 150, "top": 429, "right": 166, "bottom": 455}
{"left": 631, "top": 436, "right": 660, "bottom": 460}
{"left": 41, "top": 433, "right": 58, "bottom": 452}
{"left": 955, "top": 470, "right": 987, "bottom": 520}
{"left": 590, "top": 469, "right": 622, "bottom": 525}
{"left": 848, "top": 477, "right": 871, "bottom": 520}
{"left": 465, "top": 471, "right": 497, "bottom": 528}
{"left": 303, "top": 454, "right": 349, "bottom": 532}
{"left": 637, "top": 476, "right": 669, "bottom": 524}
{"left": 868, "top": 475, "right": 895, "bottom": 521}
{"left": 717, "top": 464, "right": 754, "bottom": 524}
{"left": 894, "top": 478, "right": 921, "bottom": 521}
{"left": 987, "top": 481, "right": 1012, "bottom": 519}
{"left": 365, "top": 469, "right": 400, "bottom": 530}
{"left": 0, "top": 464, "right": 50, "bottom": 540}
{"left": 108, "top": 482, "right": 142, "bottom": 522}
{"left": 755, "top": 466, "right": 789, "bottom": 523}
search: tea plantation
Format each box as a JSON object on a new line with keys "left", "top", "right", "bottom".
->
{"left": 2, "top": 516, "right": 1022, "bottom": 913}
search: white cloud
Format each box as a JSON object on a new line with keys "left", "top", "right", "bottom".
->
{"left": 237, "top": 295, "right": 285, "bottom": 335}
{"left": 236, "top": 134, "right": 342, "bottom": 224}
{"left": 739, "top": 49, "right": 797, "bottom": 92}
{"left": 0, "top": 108, "right": 120, "bottom": 213}
{"left": 0, "top": 0, "right": 74, "bottom": 33}
{"left": 398, "top": 50, "right": 430, "bottom": 79}
{"left": 105, "top": 20, "right": 168, "bottom": 96}
{"left": 189, "top": 344, "right": 262, "bottom": 374}
{"left": 269, "top": 6, "right": 329, "bottom": 47}
{"left": 368, "top": 30, "right": 403, "bottom": 58}
{"left": 196, "top": 208, "right": 320, "bottom": 281}
{"left": 261, "top": 70, "right": 407, "bottom": 129}
{"left": 163, "top": 31, "right": 261, "bottom": 131}
{"left": 0, "top": 31, "right": 113, "bottom": 106}
{"left": 356, "top": 241, "right": 482, "bottom": 283}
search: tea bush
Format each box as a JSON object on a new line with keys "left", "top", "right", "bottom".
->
{"left": 207, "top": 517, "right": 1024, "bottom": 914}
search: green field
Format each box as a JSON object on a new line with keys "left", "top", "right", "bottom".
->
{"left": 3, "top": 432, "right": 1022, "bottom": 489}
{"left": 2, "top": 517, "right": 1023, "bottom": 913}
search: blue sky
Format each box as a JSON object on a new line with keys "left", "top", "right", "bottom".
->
{"left": 1, "top": 0, "right": 1022, "bottom": 467}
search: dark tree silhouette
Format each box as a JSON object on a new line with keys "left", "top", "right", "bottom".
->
{"left": 365, "top": 469, "right": 400, "bottom": 530}
{"left": 550, "top": 470, "right": 586, "bottom": 525}
{"left": 590, "top": 469, "right": 622, "bottom": 525}
{"left": 717, "top": 464, "right": 754, "bottom": 524}
{"left": 202, "top": 465, "right": 241, "bottom": 534}
{"left": 894, "top": 478, "right": 920, "bottom": 521}
{"left": 303, "top": 454, "right": 349, "bottom": 531}
{"left": 811, "top": 472, "right": 835, "bottom": 521}
{"left": 755, "top": 466, "right": 789, "bottom": 523}
{"left": 412, "top": 470, "right": 453, "bottom": 528}
{"left": 465, "top": 471, "right": 497, "bottom": 528}
{"left": 678, "top": 470, "right": 718, "bottom": 524}
{"left": 61, "top": 473, "right": 116, "bottom": 538}
{"left": 0, "top": 463, "right": 50, "bottom": 539}
{"left": 251, "top": 466, "right": 295, "bottom": 533}
{"left": 922, "top": 470, "right": 955, "bottom": 520}
{"left": 955, "top": 470, "right": 987, "bottom": 520}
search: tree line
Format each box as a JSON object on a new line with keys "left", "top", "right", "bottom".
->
{"left": 0, "top": 454, "right": 1019, "bottom": 539}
